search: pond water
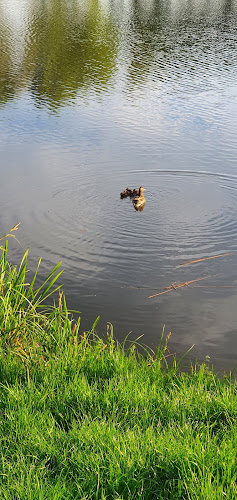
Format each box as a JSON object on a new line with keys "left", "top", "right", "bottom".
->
{"left": 1, "top": 0, "right": 237, "bottom": 370}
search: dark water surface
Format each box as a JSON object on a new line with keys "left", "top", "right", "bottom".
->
{"left": 1, "top": 0, "right": 237, "bottom": 370}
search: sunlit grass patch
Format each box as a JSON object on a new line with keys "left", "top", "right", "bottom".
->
{"left": 0, "top": 241, "right": 236, "bottom": 499}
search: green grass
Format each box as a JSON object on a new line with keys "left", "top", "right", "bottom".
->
{"left": 0, "top": 241, "right": 236, "bottom": 499}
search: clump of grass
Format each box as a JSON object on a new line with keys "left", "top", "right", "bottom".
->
{"left": 0, "top": 239, "right": 69, "bottom": 358}
{"left": 0, "top": 242, "right": 236, "bottom": 499}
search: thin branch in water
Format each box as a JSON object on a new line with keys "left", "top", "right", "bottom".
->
{"left": 148, "top": 275, "right": 213, "bottom": 299}
{"left": 177, "top": 252, "right": 233, "bottom": 267}
{"left": 171, "top": 283, "right": 178, "bottom": 291}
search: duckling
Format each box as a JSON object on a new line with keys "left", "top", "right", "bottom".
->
{"left": 120, "top": 187, "right": 142, "bottom": 200}
{"left": 133, "top": 186, "right": 146, "bottom": 211}
{"left": 120, "top": 190, "right": 127, "bottom": 199}
{"left": 120, "top": 187, "right": 133, "bottom": 198}
{"left": 132, "top": 188, "right": 139, "bottom": 196}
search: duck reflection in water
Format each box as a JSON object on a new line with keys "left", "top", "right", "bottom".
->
{"left": 133, "top": 202, "right": 145, "bottom": 212}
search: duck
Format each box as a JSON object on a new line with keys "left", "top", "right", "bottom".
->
{"left": 132, "top": 186, "right": 146, "bottom": 211}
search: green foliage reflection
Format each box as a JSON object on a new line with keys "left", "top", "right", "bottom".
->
{"left": 0, "top": 0, "right": 236, "bottom": 107}
{"left": 0, "top": 0, "right": 117, "bottom": 108}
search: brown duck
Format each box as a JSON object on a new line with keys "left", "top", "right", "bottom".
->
{"left": 132, "top": 186, "right": 146, "bottom": 211}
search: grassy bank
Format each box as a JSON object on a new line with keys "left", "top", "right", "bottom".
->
{"left": 0, "top": 242, "right": 237, "bottom": 499}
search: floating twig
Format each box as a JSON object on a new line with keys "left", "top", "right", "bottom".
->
{"left": 177, "top": 252, "right": 233, "bottom": 267}
{"left": 148, "top": 275, "right": 213, "bottom": 299}
{"left": 171, "top": 283, "right": 178, "bottom": 291}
